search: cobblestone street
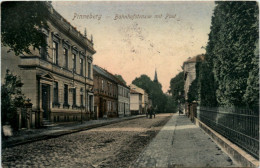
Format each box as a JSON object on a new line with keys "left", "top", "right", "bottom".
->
{"left": 2, "top": 114, "right": 171, "bottom": 168}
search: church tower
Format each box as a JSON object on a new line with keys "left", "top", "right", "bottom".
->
{"left": 154, "top": 69, "right": 158, "bottom": 83}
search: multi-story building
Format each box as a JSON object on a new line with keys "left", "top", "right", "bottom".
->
{"left": 93, "top": 65, "right": 118, "bottom": 118}
{"left": 183, "top": 54, "right": 204, "bottom": 114}
{"left": 1, "top": 2, "right": 95, "bottom": 127}
{"left": 130, "top": 84, "right": 148, "bottom": 114}
{"left": 130, "top": 89, "right": 143, "bottom": 115}
{"left": 117, "top": 83, "right": 130, "bottom": 117}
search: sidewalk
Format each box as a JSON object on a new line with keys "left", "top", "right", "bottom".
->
{"left": 132, "top": 114, "right": 241, "bottom": 167}
{"left": 2, "top": 115, "right": 145, "bottom": 148}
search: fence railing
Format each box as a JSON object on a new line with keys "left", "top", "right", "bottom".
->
{"left": 197, "top": 106, "right": 259, "bottom": 159}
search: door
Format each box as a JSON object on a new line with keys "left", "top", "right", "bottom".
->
{"left": 42, "top": 84, "right": 50, "bottom": 119}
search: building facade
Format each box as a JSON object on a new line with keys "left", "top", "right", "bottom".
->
{"left": 130, "top": 89, "right": 142, "bottom": 115}
{"left": 183, "top": 54, "right": 204, "bottom": 114}
{"left": 1, "top": 2, "right": 95, "bottom": 127}
{"left": 117, "top": 84, "right": 130, "bottom": 117}
{"left": 130, "top": 84, "right": 148, "bottom": 114}
{"left": 93, "top": 65, "right": 118, "bottom": 118}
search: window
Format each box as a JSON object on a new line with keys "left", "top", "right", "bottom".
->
{"left": 53, "top": 82, "right": 59, "bottom": 103}
{"left": 88, "top": 62, "right": 91, "bottom": 78}
{"left": 52, "top": 41, "right": 58, "bottom": 65}
{"left": 72, "top": 53, "right": 76, "bottom": 72}
{"left": 80, "top": 58, "right": 83, "bottom": 76}
{"left": 72, "top": 88, "right": 76, "bottom": 106}
{"left": 101, "top": 80, "right": 104, "bottom": 90}
{"left": 64, "top": 84, "right": 68, "bottom": 105}
{"left": 89, "top": 95, "right": 93, "bottom": 112}
{"left": 108, "top": 83, "right": 110, "bottom": 95}
{"left": 63, "top": 48, "right": 68, "bottom": 68}
{"left": 80, "top": 88, "right": 83, "bottom": 106}
{"left": 40, "top": 37, "right": 48, "bottom": 60}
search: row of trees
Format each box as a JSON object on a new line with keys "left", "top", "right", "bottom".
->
{"left": 189, "top": 1, "right": 259, "bottom": 108}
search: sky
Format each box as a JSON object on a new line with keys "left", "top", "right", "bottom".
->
{"left": 52, "top": 1, "right": 215, "bottom": 92}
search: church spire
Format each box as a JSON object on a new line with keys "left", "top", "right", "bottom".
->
{"left": 154, "top": 68, "right": 158, "bottom": 82}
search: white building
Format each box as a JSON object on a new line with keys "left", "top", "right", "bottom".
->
{"left": 130, "top": 89, "right": 142, "bottom": 115}
{"left": 130, "top": 84, "right": 148, "bottom": 114}
{"left": 118, "top": 84, "right": 130, "bottom": 117}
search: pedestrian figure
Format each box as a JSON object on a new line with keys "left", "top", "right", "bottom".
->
{"left": 149, "top": 106, "right": 153, "bottom": 119}
{"left": 154, "top": 105, "right": 157, "bottom": 118}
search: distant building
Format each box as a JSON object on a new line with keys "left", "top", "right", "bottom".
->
{"left": 93, "top": 65, "right": 118, "bottom": 118}
{"left": 117, "top": 83, "right": 130, "bottom": 117}
{"left": 1, "top": 2, "right": 95, "bottom": 127}
{"left": 183, "top": 54, "right": 204, "bottom": 113}
{"left": 130, "top": 89, "right": 143, "bottom": 115}
{"left": 130, "top": 84, "right": 148, "bottom": 114}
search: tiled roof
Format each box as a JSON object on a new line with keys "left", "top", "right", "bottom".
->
{"left": 93, "top": 65, "right": 129, "bottom": 88}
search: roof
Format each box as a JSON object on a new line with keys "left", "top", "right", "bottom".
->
{"left": 45, "top": 2, "right": 96, "bottom": 54}
{"left": 183, "top": 54, "right": 205, "bottom": 64}
{"left": 93, "top": 65, "right": 129, "bottom": 88}
{"left": 130, "top": 89, "right": 143, "bottom": 94}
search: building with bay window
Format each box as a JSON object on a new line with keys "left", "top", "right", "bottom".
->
{"left": 1, "top": 2, "right": 95, "bottom": 127}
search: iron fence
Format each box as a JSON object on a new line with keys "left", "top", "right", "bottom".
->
{"left": 197, "top": 106, "right": 259, "bottom": 159}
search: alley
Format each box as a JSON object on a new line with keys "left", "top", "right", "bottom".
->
{"left": 2, "top": 114, "right": 171, "bottom": 168}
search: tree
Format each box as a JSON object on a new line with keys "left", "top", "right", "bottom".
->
{"left": 168, "top": 72, "right": 185, "bottom": 113}
{"left": 132, "top": 75, "right": 153, "bottom": 94}
{"left": 132, "top": 75, "right": 167, "bottom": 113}
{"left": 165, "top": 95, "right": 177, "bottom": 113}
{"left": 187, "top": 79, "right": 198, "bottom": 103}
{"left": 114, "top": 74, "right": 127, "bottom": 85}
{"left": 169, "top": 72, "right": 185, "bottom": 103}
{"left": 243, "top": 40, "right": 259, "bottom": 107}
{"left": 1, "top": 1, "right": 49, "bottom": 56}
{"left": 1, "top": 70, "right": 26, "bottom": 130}
{"left": 198, "top": 1, "right": 259, "bottom": 108}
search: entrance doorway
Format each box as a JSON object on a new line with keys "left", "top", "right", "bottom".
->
{"left": 42, "top": 84, "right": 50, "bottom": 119}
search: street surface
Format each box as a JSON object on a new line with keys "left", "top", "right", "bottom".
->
{"left": 132, "top": 114, "right": 240, "bottom": 167}
{"left": 2, "top": 114, "right": 171, "bottom": 168}
{"left": 2, "top": 114, "right": 240, "bottom": 168}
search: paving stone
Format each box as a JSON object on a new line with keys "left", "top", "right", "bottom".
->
{"left": 133, "top": 114, "right": 241, "bottom": 167}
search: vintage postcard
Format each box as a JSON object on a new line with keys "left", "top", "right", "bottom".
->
{"left": 1, "top": 1, "right": 259, "bottom": 167}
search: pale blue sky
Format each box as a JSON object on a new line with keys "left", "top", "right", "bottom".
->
{"left": 52, "top": 1, "right": 215, "bottom": 92}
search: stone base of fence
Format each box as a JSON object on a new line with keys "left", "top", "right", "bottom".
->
{"left": 194, "top": 117, "right": 259, "bottom": 167}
